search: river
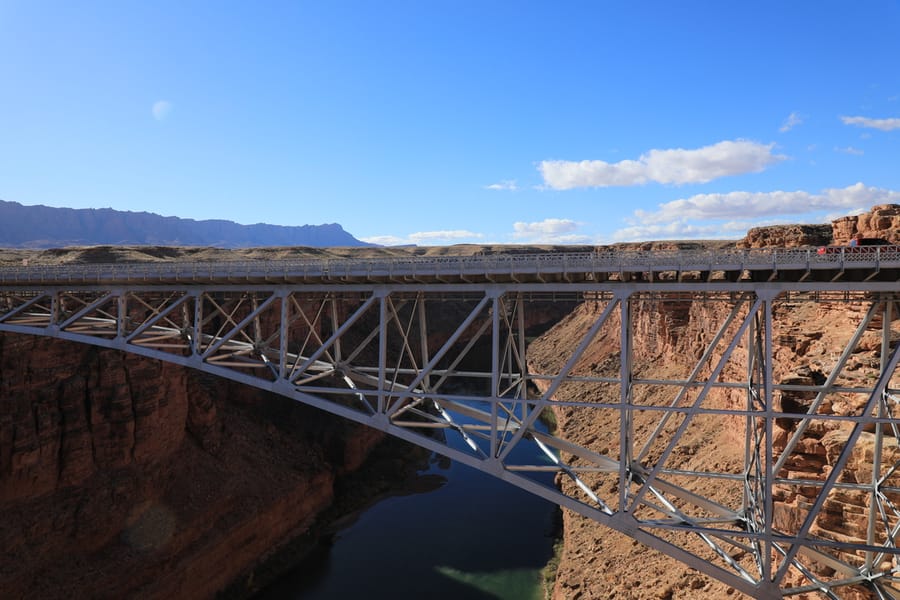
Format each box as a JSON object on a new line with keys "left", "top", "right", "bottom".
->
{"left": 258, "top": 406, "right": 560, "bottom": 600}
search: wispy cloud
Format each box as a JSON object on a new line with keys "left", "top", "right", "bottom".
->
{"left": 779, "top": 111, "right": 803, "bottom": 133}
{"left": 611, "top": 221, "right": 726, "bottom": 242}
{"left": 538, "top": 140, "right": 785, "bottom": 189}
{"left": 152, "top": 100, "right": 173, "bottom": 122}
{"left": 408, "top": 230, "right": 483, "bottom": 243}
{"left": 511, "top": 218, "right": 592, "bottom": 244}
{"left": 484, "top": 180, "right": 518, "bottom": 191}
{"left": 513, "top": 218, "right": 578, "bottom": 237}
{"left": 360, "top": 235, "right": 407, "bottom": 246}
{"left": 632, "top": 183, "right": 900, "bottom": 225}
{"left": 840, "top": 115, "right": 900, "bottom": 131}
{"left": 361, "top": 230, "right": 484, "bottom": 246}
{"left": 835, "top": 146, "right": 864, "bottom": 155}
{"left": 612, "top": 217, "right": 810, "bottom": 243}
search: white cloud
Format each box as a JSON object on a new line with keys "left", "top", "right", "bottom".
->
{"left": 632, "top": 183, "right": 900, "bottom": 226}
{"left": 611, "top": 214, "right": 840, "bottom": 243}
{"left": 612, "top": 221, "right": 725, "bottom": 242}
{"left": 362, "top": 230, "right": 485, "bottom": 246}
{"left": 360, "top": 235, "right": 408, "bottom": 246}
{"left": 408, "top": 230, "right": 483, "bottom": 243}
{"left": 840, "top": 115, "right": 900, "bottom": 131}
{"left": 780, "top": 112, "right": 803, "bottom": 132}
{"left": 835, "top": 146, "right": 864, "bottom": 155}
{"left": 513, "top": 218, "right": 578, "bottom": 237}
{"left": 511, "top": 218, "right": 592, "bottom": 243}
{"left": 152, "top": 100, "right": 173, "bottom": 121}
{"left": 539, "top": 140, "right": 785, "bottom": 189}
{"left": 485, "top": 180, "right": 518, "bottom": 191}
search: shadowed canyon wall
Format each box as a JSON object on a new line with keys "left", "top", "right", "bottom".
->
{"left": 0, "top": 330, "right": 385, "bottom": 599}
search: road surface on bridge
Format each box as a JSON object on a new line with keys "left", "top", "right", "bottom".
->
{"left": 1, "top": 246, "right": 900, "bottom": 286}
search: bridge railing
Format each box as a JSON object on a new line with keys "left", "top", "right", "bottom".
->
{"left": 0, "top": 246, "right": 898, "bottom": 284}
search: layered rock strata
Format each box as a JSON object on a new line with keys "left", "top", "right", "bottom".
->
{"left": 0, "top": 331, "right": 385, "bottom": 599}
{"left": 537, "top": 204, "right": 900, "bottom": 599}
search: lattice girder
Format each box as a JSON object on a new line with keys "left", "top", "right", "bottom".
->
{"left": 3, "top": 281, "right": 900, "bottom": 598}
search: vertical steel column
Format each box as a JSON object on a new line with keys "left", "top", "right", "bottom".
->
{"left": 252, "top": 294, "right": 263, "bottom": 349}
{"left": 417, "top": 293, "right": 430, "bottom": 393}
{"left": 867, "top": 300, "right": 890, "bottom": 570}
{"left": 117, "top": 292, "right": 127, "bottom": 339}
{"left": 377, "top": 291, "right": 387, "bottom": 415}
{"left": 745, "top": 297, "right": 768, "bottom": 579}
{"left": 191, "top": 291, "right": 202, "bottom": 356}
{"left": 517, "top": 293, "right": 526, "bottom": 422}
{"left": 744, "top": 299, "right": 756, "bottom": 524}
{"left": 491, "top": 291, "right": 500, "bottom": 458}
{"left": 50, "top": 290, "right": 59, "bottom": 329}
{"left": 331, "top": 293, "right": 342, "bottom": 364}
{"left": 763, "top": 290, "right": 775, "bottom": 584}
{"left": 619, "top": 290, "right": 633, "bottom": 513}
{"left": 279, "top": 291, "right": 289, "bottom": 379}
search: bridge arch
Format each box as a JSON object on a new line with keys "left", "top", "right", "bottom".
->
{"left": 4, "top": 252, "right": 900, "bottom": 598}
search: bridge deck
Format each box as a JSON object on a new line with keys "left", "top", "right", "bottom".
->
{"left": 1, "top": 247, "right": 900, "bottom": 286}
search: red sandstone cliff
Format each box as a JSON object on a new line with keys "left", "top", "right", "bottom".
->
{"left": 534, "top": 204, "right": 900, "bottom": 600}
{"left": 739, "top": 204, "right": 900, "bottom": 249}
{"left": 832, "top": 204, "right": 900, "bottom": 245}
{"left": 0, "top": 330, "right": 385, "bottom": 599}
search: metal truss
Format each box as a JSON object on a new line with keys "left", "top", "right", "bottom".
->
{"left": 3, "top": 277, "right": 900, "bottom": 599}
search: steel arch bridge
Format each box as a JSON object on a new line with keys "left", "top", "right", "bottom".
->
{"left": 4, "top": 248, "right": 900, "bottom": 599}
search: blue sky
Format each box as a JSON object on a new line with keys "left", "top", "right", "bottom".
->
{"left": 2, "top": 1, "right": 899, "bottom": 246}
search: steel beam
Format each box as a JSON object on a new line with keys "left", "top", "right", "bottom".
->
{"left": 3, "top": 261, "right": 900, "bottom": 598}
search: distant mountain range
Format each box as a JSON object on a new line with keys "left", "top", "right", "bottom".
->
{"left": 0, "top": 200, "right": 370, "bottom": 248}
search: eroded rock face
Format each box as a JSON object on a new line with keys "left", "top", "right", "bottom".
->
{"left": 739, "top": 203, "right": 900, "bottom": 249}
{"left": 0, "top": 335, "right": 194, "bottom": 502}
{"left": 832, "top": 204, "right": 900, "bottom": 245}
{"left": 535, "top": 205, "right": 900, "bottom": 599}
{"left": 738, "top": 224, "right": 832, "bottom": 249}
{"left": 532, "top": 293, "right": 894, "bottom": 600}
{"left": 0, "top": 331, "right": 385, "bottom": 599}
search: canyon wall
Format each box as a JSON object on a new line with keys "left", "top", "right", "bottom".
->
{"left": 739, "top": 204, "right": 900, "bottom": 248}
{"left": 0, "top": 330, "right": 386, "bottom": 599}
{"left": 537, "top": 204, "right": 900, "bottom": 600}
{"left": 832, "top": 204, "right": 900, "bottom": 245}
